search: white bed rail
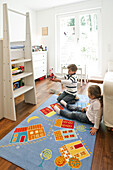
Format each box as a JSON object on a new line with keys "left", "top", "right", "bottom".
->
{"left": 8, "top": 8, "right": 26, "bottom": 16}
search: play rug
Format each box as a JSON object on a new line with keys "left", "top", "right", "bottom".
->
{"left": 0, "top": 94, "right": 96, "bottom": 170}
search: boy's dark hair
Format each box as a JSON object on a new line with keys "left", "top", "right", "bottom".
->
{"left": 67, "top": 64, "right": 77, "bottom": 72}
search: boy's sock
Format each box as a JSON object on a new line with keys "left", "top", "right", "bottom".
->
{"left": 54, "top": 105, "right": 60, "bottom": 114}
{"left": 60, "top": 100, "right": 67, "bottom": 107}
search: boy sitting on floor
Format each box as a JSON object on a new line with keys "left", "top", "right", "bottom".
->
{"left": 51, "top": 64, "right": 78, "bottom": 105}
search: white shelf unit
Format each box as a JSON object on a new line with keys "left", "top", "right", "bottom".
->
{"left": 12, "top": 72, "right": 33, "bottom": 81}
{"left": 0, "top": 40, "right": 3, "bottom": 119}
{"left": 14, "top": 86, "right": 34, "bottom": 98}
{"left": 32, "top": 51, "right": 47, "bottom": 80}
{"left": 1, "top": 4, "right": 37, "bottom": 121}
{"left": 11, "top": 59, "right": 31, "bottom": 64}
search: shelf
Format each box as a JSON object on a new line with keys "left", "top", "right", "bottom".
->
{"left": 14, "top": 86, "right": 34, "bottom": 98}
{"left": 2, "top": 4, "right": 37, "bottom": 121}
{"left": 12, "top": 72, "right": 33, "bottom": 81}
{"left": 11, "top": 59, "right": 31, "bottom": 64}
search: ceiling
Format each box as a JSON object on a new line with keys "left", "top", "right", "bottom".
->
{"left": 16, "top": 0, "right": 88, "bottom": 11}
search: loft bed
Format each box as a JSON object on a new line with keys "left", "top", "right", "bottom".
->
{"left": 1, "top": 3, "right": 37, "bottom": 121}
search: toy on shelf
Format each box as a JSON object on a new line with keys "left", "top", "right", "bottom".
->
{"left": 12, "top": 69, "right": 22, "bottom": 75}
{"left": 19, "top": 66, "right": 24, "bottom": 71}
{"left": 13, "top": 78, "right": 23, "bottom": 91}
{"left": 13, "top": 79, "right": 20, "bottom": 90}
{"left": 12, "top": 66, "right": 24, "bottom": 75}
{"left": 32, "top": 45, "right": 46, "bottom": 52}
{"left": 19, "top": 78, "right": 23, "bottom": 87}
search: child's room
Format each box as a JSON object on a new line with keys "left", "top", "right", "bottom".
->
{"left": 0, "top": 0, "right": 113, "bottom": 169}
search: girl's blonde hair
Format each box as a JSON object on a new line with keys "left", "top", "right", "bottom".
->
{"left": 88, "top": 85, "right": 103, "bottom": 107}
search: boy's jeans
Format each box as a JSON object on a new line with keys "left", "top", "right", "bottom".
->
{"left": 57, "top": 91, "right": 75, "bottom": 104}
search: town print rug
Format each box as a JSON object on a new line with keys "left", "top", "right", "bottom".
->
{"left": 0, "top": 94, "right": 96, "bottom": 170}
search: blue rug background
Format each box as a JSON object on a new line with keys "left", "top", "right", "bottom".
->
{"left": 0, "top": 94, "right": 96, "bottom": 170}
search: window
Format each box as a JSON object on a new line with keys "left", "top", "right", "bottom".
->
{"left": 56, "top": 9, "right": 101, "bottom": 78}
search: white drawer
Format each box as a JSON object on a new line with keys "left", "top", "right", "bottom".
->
{"left": 32, "top": 53, "right": 46, "bottom": 61}
{"left": 34, "top": 68, "right": 46, "bottom": 79}
{"left": 35, "top": 67, "right": 46, "bottom": 73}
{"left": 33, "top": 60, "right": 46, "bottom": 68}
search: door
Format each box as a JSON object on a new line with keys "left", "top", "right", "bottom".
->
{"left": 56, "top": 9, "right": 101, "bottom": 78}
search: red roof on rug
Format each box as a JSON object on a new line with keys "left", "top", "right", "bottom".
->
{"left": 14, "top": 127, "right": 28, "bottom": 133}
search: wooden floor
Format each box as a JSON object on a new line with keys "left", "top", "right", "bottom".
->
{"left": 0, "top": 78, "right": 113, "bottom": 170}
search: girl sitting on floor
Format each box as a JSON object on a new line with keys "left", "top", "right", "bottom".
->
{"left": 54, "top": 85, "right": 103, "bottom": 135}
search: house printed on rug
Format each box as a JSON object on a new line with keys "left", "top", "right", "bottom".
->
{"left": 10, "top": 124, "right": 46, "bottom": 143}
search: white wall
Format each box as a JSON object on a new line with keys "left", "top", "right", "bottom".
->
{"left": 36, "top": 0, "right": 113, "bottom": 78}
{"left": 36, "top": 8, "right": 55, "bottom": 73}
{"left": 0, "top": 0, "right": 37, "bottom": 45}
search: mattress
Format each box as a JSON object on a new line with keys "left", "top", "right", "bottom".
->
{"left": 10, "top": 45, "right": 24, "bottom": 49}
